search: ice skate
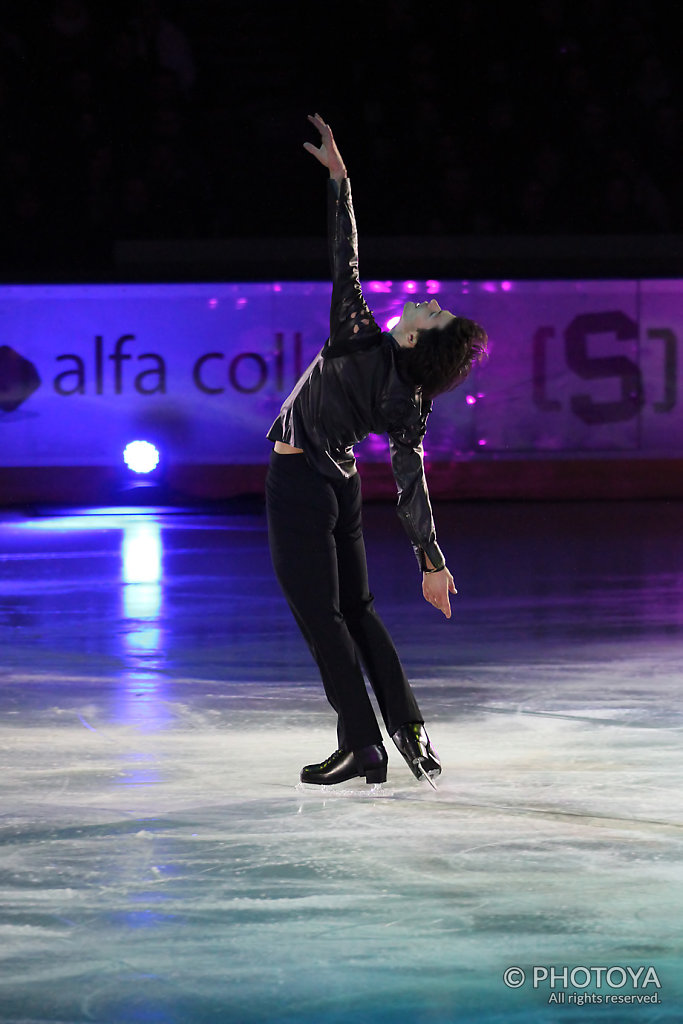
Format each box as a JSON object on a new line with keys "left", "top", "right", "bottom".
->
{"left": 391, "top": 723, "right": 441, "bottom": 788}
{"left": 300, "top": 743, "right": 388, "bottom": 786}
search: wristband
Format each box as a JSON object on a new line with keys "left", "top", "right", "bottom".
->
{"left": 423, "top": 565, "right": 445, "bottom": 574}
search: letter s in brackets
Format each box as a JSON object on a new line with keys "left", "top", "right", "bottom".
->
{"left": 565, "top": 311, "right": 643, "bottom": 425}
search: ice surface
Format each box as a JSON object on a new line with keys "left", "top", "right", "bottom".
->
{"left": 0, "top": 503, "right": 682, "bottom": 1022}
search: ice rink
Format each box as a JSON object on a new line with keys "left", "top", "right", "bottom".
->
{"left": 1, "top": 499, "right": 681, "bottom": 1023}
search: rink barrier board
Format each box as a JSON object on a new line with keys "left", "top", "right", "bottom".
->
{"left": 1, "top": 278, "right": 683, "bottom": 506}
{"left": 2, "top": 459, "right": 683, "bottom": 506}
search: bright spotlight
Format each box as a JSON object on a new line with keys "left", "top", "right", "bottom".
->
{"left": 123, "top": 440, "right": 160, "bottom": 475}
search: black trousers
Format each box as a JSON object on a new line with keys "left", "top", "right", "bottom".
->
{"left": 265, "top": 451, "right": 422, "bottom": 751}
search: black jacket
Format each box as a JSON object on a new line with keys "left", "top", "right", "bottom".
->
{"left": 267, "top": 178, "right": 445, "bottom": 572}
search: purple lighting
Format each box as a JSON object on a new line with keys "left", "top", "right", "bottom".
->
{"left": 13, "top": 275, "right": 683, "bottom": 484}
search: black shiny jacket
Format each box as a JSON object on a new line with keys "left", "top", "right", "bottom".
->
{"left": 267, "top": 178, "right": 445, "bottom": 572}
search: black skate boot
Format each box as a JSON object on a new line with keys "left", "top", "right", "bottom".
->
{"left": 391, "top": 723, "right": 441, "bottom": 789}
{"left": 300, "top": 743, "right": 388, "bottom": 786}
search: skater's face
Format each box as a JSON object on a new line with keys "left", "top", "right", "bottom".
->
{"left": 400, "top": 299, "right": 456, "bottom": 333}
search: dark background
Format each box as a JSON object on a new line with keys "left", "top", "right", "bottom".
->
{"left": 2, "top": 0, "right": 682, "bottom": 280}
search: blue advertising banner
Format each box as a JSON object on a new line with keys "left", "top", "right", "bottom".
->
{"left": 0, "top": 279, "right": 681, "bottom": 476}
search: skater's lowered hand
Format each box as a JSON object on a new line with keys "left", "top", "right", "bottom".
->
{"left": 422, "top": 566, "right": 457, "bottom": 619}
{"left": 303, "top": 113, "right": 347, "bottom": 182}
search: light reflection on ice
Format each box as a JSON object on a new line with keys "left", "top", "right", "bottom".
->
{"left": 122, "top": 521, "right": 162, "bottom": 586}
{"left": 119, "top": 520, "right": 168, "bottom": 731}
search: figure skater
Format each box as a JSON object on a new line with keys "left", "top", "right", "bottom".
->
{"left": 266, "top": 114, "right": 487, "bottom": 787}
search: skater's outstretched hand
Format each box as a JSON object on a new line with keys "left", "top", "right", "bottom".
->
{"left": 303, "top": 113, "right": 347, "bottom": 182}
{"left": 422, "top": 566, "right": 457, "bottom": 619}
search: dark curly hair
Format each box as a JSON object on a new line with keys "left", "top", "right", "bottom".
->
{"left": 397, "top": 315, "right": 488, "bottom": 400}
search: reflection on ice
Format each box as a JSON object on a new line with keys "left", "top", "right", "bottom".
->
{"left": 121, "top": 520, "right": 162, "bottom": 586}
{"left": 295, "top": 781, "right": 396, "bottom": 800}
{"left": 118, "top": 521, "right": 168, "bottom": 731}
{"left": 123, "top": 581, "right": 162, "bottom": 620}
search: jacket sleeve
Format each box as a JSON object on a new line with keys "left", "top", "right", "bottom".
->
{"left": 324, "top": 178, "right": 382, "bottom": 358}
{"left": 388, "top": 407, "right": 446, "bottom": 572}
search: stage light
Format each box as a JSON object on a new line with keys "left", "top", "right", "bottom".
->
{"left": 123, "top": 440, "right": 160, "bottom": 475}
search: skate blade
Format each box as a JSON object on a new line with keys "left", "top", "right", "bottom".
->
{"left": 416, "top": 761, "right": 439, "bottom": 790}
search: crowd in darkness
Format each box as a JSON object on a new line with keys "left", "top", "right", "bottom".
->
{"left": 1, "top": 0, "right": 682, "bottom": 276}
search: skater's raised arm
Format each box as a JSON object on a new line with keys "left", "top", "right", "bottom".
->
{"left": 304, "top": 113, "right": 380, "bottom": 355}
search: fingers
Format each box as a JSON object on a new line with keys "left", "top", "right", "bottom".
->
{"left": 307, "top": 113, "right": 333, "bottom": 140}
{"left": 423, "top": 571, "right": 457, "bottom": 618}
{"left": 303, "top": 141, "right": 327, "bottom": 165}
{"left": 304, "top": 114, "right": 332, "bottom": 166}
{"left": 428, "top": 590, "right": 450, "bottom": 617}
{"left": 445, "top": 568, "right": 457, "bottom": 595}
{"left": 423, "top": 588, "right": 452, "bottom": 617}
